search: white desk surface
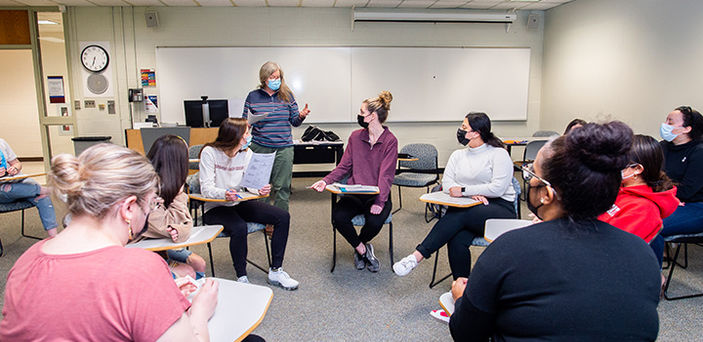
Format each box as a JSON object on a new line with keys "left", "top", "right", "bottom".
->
{"left": 126, "top": 225, "right": 223, "bottom": 251}
{"left": 419, "top": 191, "right": 481, "bottom": 208}
{"left": 208, "top": 278, "right": 273, "bottom": 342}
{"left": 484, "top": 219, "right": 533, "bottom": 243}
{"left": 325, "top": 184, "right": 380, "bottom": 195}
{"left": 0, "top": 172, "right": 46, "bottom": 183}
{"left": 188, "top": 192, "right": 267, "bottom": 203}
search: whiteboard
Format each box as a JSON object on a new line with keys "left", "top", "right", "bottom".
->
{"left": 156, "top": 46, "right": 530, "bottom": 123}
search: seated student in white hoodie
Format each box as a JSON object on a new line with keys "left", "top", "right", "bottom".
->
{"left": 199, "top": 118, "right": 298, "bottom": 290}
{"left": 393, "top": 112, "right": 516, "bottom": 280}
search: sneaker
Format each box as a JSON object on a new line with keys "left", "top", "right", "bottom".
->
{"left": 268, "top": 268, "right": 299, "bottom": 291}
{"left": 393, "top": 254, "right": 418, "bottom": 276}
{"left": 364, "top": 243, "right": 380, "bottom": 272}
{"left": 237, "top": 275, "right": 250, "bottom": 284}
{"left": 353, "top": 250, "right": 366, "bottom": 270}
{"left": 430, "top": 309, "right": 450, "bottom": 323}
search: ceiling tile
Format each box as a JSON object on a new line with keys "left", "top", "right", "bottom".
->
{"left": 199, "top": 0, "right": 234, "bottom": 5}
{"left": 54, "top": 0, "right": 96, "bottom": 5}
{"left": 269, "top": 0, "right": 298, "bottom": 5}
{"left": 87, "top": 0, "right": 131, "bottom": 5}
{"left": 460, "top": 1, "right": 499, "bottom": 9}
{"left": 367, "top": 0, "right": 401, "bottom": 7}
{"left": 490, "top": 2, "right": 529, "bottom": 9}
{"left": 334, "top": 0, "right": 367, "bottom": 6}
{"left": 13, "top": 0, "right": 58, "bottom": 5}
{"left": 430, "top": 1, "right": 468, "bottom": 8}
{"left": 397, "top": 0, "right": 434, "bottom": 8}
{"left": 302, "top": 0, "right": 333, "bottom": 6}
{"left": 232, "top": 0, "right": 265, "bottom": 6}
{"left": 125, "top": 0, "right": 165, "bottom": 5}
{"left": 161, "top": 0, "right": 197, "bottom": 6}
{"left": 521, "top": 2, "right": 560, "bottom": 10}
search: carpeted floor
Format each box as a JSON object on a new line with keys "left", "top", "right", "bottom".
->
{"left": 1, "top": 176, "right": 702, "bottom": 341}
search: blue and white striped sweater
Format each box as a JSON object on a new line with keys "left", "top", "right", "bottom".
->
{"left": 243, "top": 89, "right": 304, "bottom": 148}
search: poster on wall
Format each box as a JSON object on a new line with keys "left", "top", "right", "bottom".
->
{"left": 80, "top": 41, "right": 114, "bottom": 98}
{"left": 145, "top": 95, "right": 158, "bottom": 114}
{"left": 141, "top": 69, "right": 156, "bottom": 87}
{"left": 47, "top": 76, "right": 65, "bottom": 103}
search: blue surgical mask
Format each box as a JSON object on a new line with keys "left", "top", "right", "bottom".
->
{"left": 241, "top": 135, "right": 252, "bottom": 151}
{"left": 660, "top": 123, "right": 678, "bottom": 142}
{"left": 267, "top": 79, "right": 281, "bottom": 91}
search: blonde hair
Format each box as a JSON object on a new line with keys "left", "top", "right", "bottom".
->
{"left": 50, "top": 144, "right": 159, "bottom": 218}
{"left": 259, "top": 61, "right": 293, "bottom": 103}
{"left": 364, "top": 90, "right": 393, "bottom": 123}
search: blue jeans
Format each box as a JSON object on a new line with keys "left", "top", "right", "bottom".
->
{"left": 0, "top": 179, "right": 58, "bottom": 231}
{"left": 650, "top": 201, "right": 703, "bottom": 266}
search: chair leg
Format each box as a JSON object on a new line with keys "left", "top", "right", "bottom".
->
{"left": 663, "top": 242, "right": 703, "bottom": 300}
{"left": 392, "top": 186, "right": 403, "bottom": 214}
{"left": 388, "top": 222, "right": 394, "bottom": 269}
{"left": 429, "top": 250, "right": 452, "bottom": 289}
{"left": 331, "top": 225, "right": 337, "bottom": 273}
{"left": 207, "top": 242, "right": 216, "bottom": 277}
{"left": 0, "top": 237, "right": 3, "bottom": 257}
{"left": 263, "top": 230, "right": 272, "bottom": 268}
{"left": 20, "top": 209, "right": 43, "bottom": 240}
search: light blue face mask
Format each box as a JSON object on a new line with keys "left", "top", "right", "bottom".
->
{"left": 660, "top": 123, "right": 678, "bottom": 142}
{"left": 241, "top": 135, "right": 252, "bottom": 151}
{"left": 267, "top": 78, "right": 281, "bottom": 91}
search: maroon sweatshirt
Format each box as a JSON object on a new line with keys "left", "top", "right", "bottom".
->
{"left": 323, "top": 127, "right": 398, "bottom": 208}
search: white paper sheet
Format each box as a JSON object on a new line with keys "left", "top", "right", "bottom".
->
{"left": 240, "top": 152, "right": 276, "bottom": 190}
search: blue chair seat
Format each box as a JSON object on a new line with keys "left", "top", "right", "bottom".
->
{"left": 0, "top": 200, "right": 35, "bottom": 213}
{"left": 471, "top": 237, "right": 490, "bottom": 247}
{"left": 393, "top": 173, "right": 438, "bottom": 187}
{"left": 350, "top": 213, "right": 392, "bottom": 226}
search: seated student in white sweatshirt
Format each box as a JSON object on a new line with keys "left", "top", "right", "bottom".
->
{"left": 393, "top": 112, "right": 516, "bottom": 279}
{"left": 199, "top": 118, "right": 298, "bottom": 290}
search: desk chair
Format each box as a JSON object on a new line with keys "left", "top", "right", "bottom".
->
{"left": 186, "top": 173, "right": 272, "bottom": 277}
{"left": 329, "top": 192, "right": 394, "bottom": 273}
{"left": 189, "top": 144, "right": 203, "bottom": 171}
{"left": 392, "top": 143, "right": 440, "bottom": 217}
{"left": 428, "top": 178, "right": 521, "bottom": 288}
{"left": 0, "top": 201, "right": 43, "bottom": 257}
{"left": 532, "top": 130, "right": 559, "bottom": 137}
{"left": 662, "top": 232, "right": 703, "bottom": 300}
{"left": 517, "top": 140, "right": 548, "bottom": 198}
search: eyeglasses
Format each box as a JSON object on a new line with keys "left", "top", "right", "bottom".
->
{"left": 521, "top": 163, "right": 553, "bottom": 188}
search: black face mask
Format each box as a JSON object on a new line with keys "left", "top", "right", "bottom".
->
{"left": 456, "top": 128, "right": 470, "bottom": 146}
{"left": 357, "top": 115, "right": 369, "bottom": 129}
{"left": 526, "top": 182, "right": 545, "bottom": 220}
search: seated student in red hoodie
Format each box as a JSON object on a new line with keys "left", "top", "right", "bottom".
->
{"left": 599, "top": 134, "right": 679, "bottom": 252}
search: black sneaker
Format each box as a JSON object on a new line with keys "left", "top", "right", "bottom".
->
{"left": 364, "top": 243, "right": 380, "bottom": 272}
{"left": 353, "top": 250, "right": 366, "bottom": 270}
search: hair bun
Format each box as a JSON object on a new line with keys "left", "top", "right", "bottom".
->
{"left": 49, "top": 154, "right": 86, "bottom": 198}
{"left": 378, "top": 91, "right": 393, "bottom": 110}
{"left": 565, "top": 121, "right": 633, "bottom": 173}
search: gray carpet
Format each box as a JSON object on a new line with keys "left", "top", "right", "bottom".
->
{"left": 1, "top": 177, "right": 702, "bottom": 341}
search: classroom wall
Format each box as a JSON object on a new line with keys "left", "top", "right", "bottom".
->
{"left": 541, "top": 0, "right": 703, "bottom": 137}
{"left": 64, "top": 7, "right": 545, "bottom": 165}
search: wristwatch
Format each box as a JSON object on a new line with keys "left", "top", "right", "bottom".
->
{"left": 461, "top": 187, "right": 466, "bottom": 194}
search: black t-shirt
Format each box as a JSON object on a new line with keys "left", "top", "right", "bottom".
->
{"left": 449, "top": 218, "right": 660, "bottom": 342}
{"left": 660, "top": 140, "right": 703, "bottom": 203}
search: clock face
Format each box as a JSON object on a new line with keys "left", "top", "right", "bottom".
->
{"left": 81, "top": 45, "right": 109, "bottom": 73}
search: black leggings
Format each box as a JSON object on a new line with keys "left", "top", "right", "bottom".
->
{"left": 416, "top": 198, "right": 515, "bottom": 279}
{"left": 203, "top": 200, "right": 290, "bottom": 277}
{"left": 332, "top": 194, "right": 392, "bottom": 248}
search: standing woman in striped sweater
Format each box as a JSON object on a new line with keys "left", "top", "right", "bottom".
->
{"left": 243, "top": 61, "right": 311, "bottom": 212}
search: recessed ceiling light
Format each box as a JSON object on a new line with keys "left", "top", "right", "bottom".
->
{"left": 38, "top": 20, "right": 58, "bottom": 25}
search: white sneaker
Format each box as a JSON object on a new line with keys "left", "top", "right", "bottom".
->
{"left": 393, "top": 255, "right": 418, "bottom": 276}
{"left": 237, "top": 275, "right": 250, "bottom": 284}
{"left": 268, "top": 268, "right": 299, "bottom": 291}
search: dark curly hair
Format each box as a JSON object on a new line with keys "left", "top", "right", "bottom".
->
{"left": 542, "top": 121, "right": 633, "bottom": 220}
{"left": 675, "top": 106, "right": 703, "bottom": 141}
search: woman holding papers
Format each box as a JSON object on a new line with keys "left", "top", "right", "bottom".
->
{"left": 0, "top": 144, "right": 219, "bottom": 341}
{"left": 242, "top": 61, "right": 310, "bottom": 212}
{"left": 145, "top": 134, "right": 207, "bottom": 279}
{"left": 0, "top": 137, "right": 58, "bottom": 237}
{"left": 449, "top": 122, "right": 660, "bottom": 341}
{"left": 310, "top": 91, "right": 398, "bottom": 272}
{"left": 393, "top": 112, "right": 515, "bottom": 279}
{"left": 200, "top": 118, "right": 298, "bottom": 290}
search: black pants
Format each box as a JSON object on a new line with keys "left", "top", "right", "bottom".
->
{"left": 332, "top": 194, "right": 392, "bottom": 248}
{"left": 416, "top": 198, "right": 515, "bottom": 279}
{"left": 203, "top": 200, "right": 290, "bottom": 277}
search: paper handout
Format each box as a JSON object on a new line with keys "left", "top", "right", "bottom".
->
{"left": 240, "top": 152, "right": 276, "bottom": 190}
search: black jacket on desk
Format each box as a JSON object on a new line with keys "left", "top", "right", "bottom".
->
{"left": 449, "top": 218, "right": 660, "bottom": 342}
{"left": 661, "top": 140, "right": 703, "bottom": 203}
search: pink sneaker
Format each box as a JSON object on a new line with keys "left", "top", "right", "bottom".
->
{"left": 430, "top": 309, "right": 450, "bottom": 323}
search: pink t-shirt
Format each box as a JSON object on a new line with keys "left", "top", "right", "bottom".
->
{"left": 0, "top": 240, "right": 191, "bottom": 342}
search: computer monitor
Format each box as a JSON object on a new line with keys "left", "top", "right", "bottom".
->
{"left": 208, "top": 100, "right": 229, "bottom": 127}
{"left": 140, "top": 127, "right": 191, "bottom": 154}
{"left": 184, "top": 100, "right": 204, "bottom": 127}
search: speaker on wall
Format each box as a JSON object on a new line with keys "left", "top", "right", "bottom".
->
{"left": 145, "top": 11, "right": 159, "bottom": 28}
{"left": 527, "top": 13, "right": 539, "bottom": 30}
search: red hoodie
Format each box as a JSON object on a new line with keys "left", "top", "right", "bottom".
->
{"left": 598, "top": 185, "right": 679, "bottom": 243}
